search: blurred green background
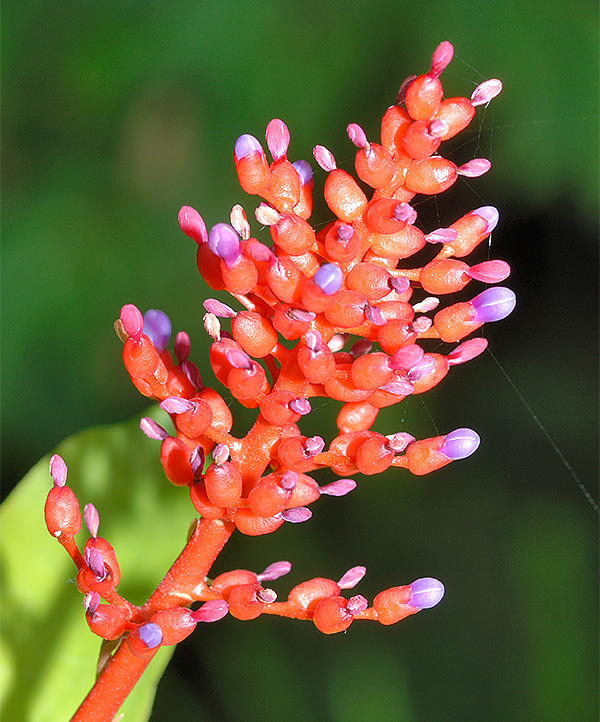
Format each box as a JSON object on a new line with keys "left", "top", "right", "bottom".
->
{"left": 2, "top": 1, "right": 598, "bottom": 721}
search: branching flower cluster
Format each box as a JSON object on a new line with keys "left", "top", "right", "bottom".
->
{"left": 44, "top": 42, "right": 514, "bottom": 721}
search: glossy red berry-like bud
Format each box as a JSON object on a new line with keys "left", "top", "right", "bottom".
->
{"left": 231, "top": 311, "right": 278, "bottom": 358}
{"left": 354, "top": 143, "right": 395, "bottom": 189}
{"left": 259, "top": 390, "right": 303, "bottom": 427}
{"left": 405, "top": 156, "right": 457, "bottom": 194}
{"left": 373, "top": 585, "right": 417, "bottom": 625}
{"left": 234, "top": 134, "right": 269, "bottom": 195}
{"left": 203, "top": 459, "right": 243, "bottom": 508}
{"left": 270, "top": 213, "right": 315, "bottom": 255}
{"left": 323, "top": 168, "right": 368, "bottom": 222}
{"left": 266, "top": 256, "right": 306, "bottom": 303}
{"left": 355, "top": 433, "right": 395, "bottom": 474}
{"left": 232, "top": 508, "right": 285, "bottom": 536}
{"left": 127, "top": 622, "right": 163, "bottom": 658}
{"left": 211, "top": 569, "right": 259, "bottom": 596}
{"left": 350, "top": 352, "right": 393, "bottom": 390}
{"left": 150, "top": 608, "right": 197, "bottom": 646}
{"left": 324, "top": 290, "right": 367, "bottom": 329}
{"left": 248, "top": 471, "right": 296, "bottom": 517}
{"left": 189, "top": 480, "right": 225, "bottom": 519}
{"left": 336, "top": 400, "right": 380, "bottom": 433}
{"left": 312, "top": 596, "right": 355, "bottom": 634}
{"left": 288, "top": 577, "right": 340, "bottom": 612}
{"left": 160, "top": 437, "right": 194, "bottom": 486}
{"left": 85, "top": 598, "right": 130, "bottom": 641}
{"left": 419, "top": 259, "right": 470, "bottom": 294}
{"left": 405, "top": 74, "right": 443, "bottom": 121}
{"left": 297, "top": 333, "right": 335, "bottom": 383}
{"left": 227, "top": 584, "right": 266, "bottom": 620}
{"left": 433, "top": 97, "right": 476, "bottom": 140}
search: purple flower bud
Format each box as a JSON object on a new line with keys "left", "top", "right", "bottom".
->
{"left": 226, "top": 348, "right": 253, "bottom": 370}
{"left": 190, "top": 446, "right": 205, "bottom": 479}
{"left": 208, "top": 223, "right": 241, "bottom": 268}
{"left": 392, "top": 202, "right": 417, "bottom": 225}
{"left": 280, "top": 471, "right": 298, "bottom": 491}
{"left": 390, "top": 276, "right": 411, "bottom": 294}
{"left": 143, "top": 309, "right": 171, "bottom": 352}
{"left": 457, "top": 158, "right": 491, "bottom": 177}
{"left": 471, "top": 287, "right": 516, "bottom": 323}
{"left": 266, "top": 118, "right": 290, "bottom": 161}
{"left": 257, "top": 587, "right": 278, "bottom": 603}
{"left": 257, "top": 561, "right": 292, "bottom": 582}
{"left": 119, "top": 304, "right": 143, "bottom": 342}
{"left": 212, "top": 444, "right": 230, "bottom": 466}
{"left": 336, "top": 223, "right": 354, "bottom": 242}
{"left": 446, "top": 338, "right": 488, "bottom": 366}
{"left": 139, "top": 417, "right": 169, "bottom": 441}
{"left": 319, "top": 478, "right": 357, "bottom": 496}
{"left": 429, "top": 41, "right": 454, "bottom": 78}
{"left": 305, "top": 330, "right": 323, "bottom": 352}
{"left": 381, "top": 378, "right": 414, "bottom": 396}
{"left": 312, "top": 263, "right": 342, "bottom": 295}
{"left": 234, "top": 134, "right": 264, "bottom": 162}
{"left": 347, "top": 123, "right": 369, "bottom": 150}
{"left": 287, "top": 308, "right": 316, "bottom": 323}
{"left": 174, "top": 331, "right": 190, "bottom": 363}
{"left": 407, "top": 355, "right": 436, "bottom": 383}
{"left": 424, "top": 227, "right": 458, "bottom": 244}
{"left": 350, "top": 339, "right": 372, "bottom": 358}
{"left": 471, "top": 79, "right": 503, "bottom": 107}
{"left": 338, "top": 566, "right": 366, "bottom": 589}
{"left": 203, "top": 298, "right": 236, "bottom": 318}
{"left": 471, "top": 206, "right": 499, "bottom": 233}
{"left": 409, "top": 577, "right": 445, "bottom": 610}
{"left": 365, "top": 305, "right": 386, "bottom": 326}
{"left": 346, "top": 594, "right": 369, "bottom": 615}
{"left": 84, "top": 547, "right": 106, "bottom": 580}
{"left": 468, "top": 260, "right": 511, "bottom": 284}
{"left": 289, "top": 398, "right": 311, "bottom": 415}
{"left": 178, "top": 206, "right": 208, "bottom": 245}
{"left": 304, "top": 436, "right": 325, "bottom": 456}
{"left": 389, "top": 344, "right": 424, "bottom": 371}
{"left": 83, "top": 591, "right": 100, "bottom": 616}
{"left": 282, "top": 507, "right": 312, "bottom": 523}
{"left": 137, "top": 622, "right": 163, "bottom": 649}
{"left": 49, "top": 454, "right": 68, "bottom": 488}
{"left": 191, "top": 600, "right": 229, "bottom": 623}
{"left": 160, "top": 397, "right": 194, "bottom": 415}
{"left": 182, "top": 360, "right": 202, "bottom": 390}
{"left": 292, "top": 160, "right": 312, "bottom": 186}
{"left": 83, "top": 503, "right": 99, "bottom": 538}
{"left": 313, "top": 145, "right": 337, "bottom": 172}
{"left": 440, "top": 428, "right": 480, "bottom": 460}
{"left": 292, "top": 159, "right": 313, "bottom": 187}
{"left": 385, "top": 432, "right": 415, "bottom": 453}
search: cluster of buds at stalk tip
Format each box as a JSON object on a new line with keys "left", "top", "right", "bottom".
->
{"left": 45, "top": 42, "right": 513, "bottom": 656}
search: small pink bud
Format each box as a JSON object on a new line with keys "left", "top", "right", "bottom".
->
{"left": 178, "top": 206, "right": 208, "bottom": 245}
{"left": 347, "top": 123, "right": 369, "bottom": 150}
{"left": 181, "top": 360, "right": 202, "bottom": 390}
{"left": 83, "top": 503, "right": 99, "bottom": 538}
{"left": 385, "top": 432, "right": 415, "bottom": 452}
{"left": 424, "top": 227, "right": 458, "bottom": 244}
{"left": 212, "top": 444, "right": 230, "bottom": 466}
{"left": 266, "top": 118, "right": 290, "bottom": 161}
{"left": 289, "top": 398, "right": 311, "bottom": 415}
{"left": 190, "top": 446, "right": 205, "bottom": 480}
{"left": 255, "top": 202, "right": 280, "bottom": 226}
{"left": 471, "top": 79, "right": 503, "bottom": 107}
{"left": 319, "top": 479, "right": 357, "bottom": 497}
{"left": 395, "top": 74, "right": 417, "bottom": 105}
{"left": 313, "top": 145, "right": 337, "bottom": 172}
{"left": 346, "top": 594, "right": 369, "bottom": 615}
{"left": 429, "top": 41, "right": 454, "bottom": 77}
{"left": 468, "top": 260, "right": 511, "bottom": 284}
{"left": 338, "top": 566, "right": 366, "bottom": 589}
{"left": 282, "top": 507, "right": 312, "bottom": 523}
{"left": 49, "top": 454, "right": 68, "bottom": 488}
{"left": 257, "top": 561, "right": 292, "bottom": 582}
{"left": 191, "top": 600, "right": 229, "bottom": 623}
{"left": 160, "top": 397, "right": 194, "bottom": 415}
{"left": 203, "top": 298, "right": 236, "bottom": 318}
{"left": 457, "top": 158, "right": 491, "bottom": 177}
{"left": 412, "top": 296, "right": 440, "bottom": 313}
{"left": 140, "top": 418, "right": 169, "bottom": 442}
{"left": 446, "top": 337, "right": 488, "bottom": 366}
{"left": 174, "top": 331, "right": 191, "bottom": 363}
{"left": 119, "top": 304, "right": 143, "bottom": 341}
{"left": 257, "top": 587, "right": 278, "bottom": 603}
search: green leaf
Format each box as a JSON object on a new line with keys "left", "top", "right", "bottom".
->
{"left": 0, "top": 407, "right": 195, "bottom": 721}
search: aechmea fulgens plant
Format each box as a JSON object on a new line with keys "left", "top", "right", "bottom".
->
{"left": 44, "top": 42, "right": 513, "bottom": 721}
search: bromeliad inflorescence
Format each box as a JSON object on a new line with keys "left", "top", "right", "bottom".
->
{"left": 44, "top": 41, "right": 514, "bottom": 721}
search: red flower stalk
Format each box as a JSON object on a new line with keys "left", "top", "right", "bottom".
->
{"left": 44, "top": 42, "right": 513, "bottom": 721}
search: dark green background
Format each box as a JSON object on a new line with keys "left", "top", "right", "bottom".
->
{"left": 2, "top": 1, "right": 598, "bottom": 721}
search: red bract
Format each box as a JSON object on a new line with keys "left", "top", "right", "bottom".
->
{"left": 45, "top": 42, "right": 513, "bottom": 722}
